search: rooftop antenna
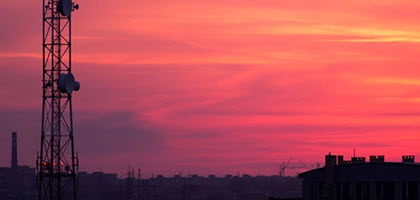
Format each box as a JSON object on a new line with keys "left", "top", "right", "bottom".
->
{"left": 37, "top": 0, "right": 80, "bottom": 199}
{"left": 354, "top": 148, "right": 356, "bottom": 157}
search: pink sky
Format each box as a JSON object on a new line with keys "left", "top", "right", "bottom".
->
{"left": 1, "top": 0, "right": 420, "bottom": 177}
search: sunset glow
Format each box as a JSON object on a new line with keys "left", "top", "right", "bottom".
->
{"left": 1, "top": 0, "right": 420, "bottom": 177}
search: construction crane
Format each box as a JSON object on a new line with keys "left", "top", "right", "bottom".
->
{"left": 280, "top": 159, "right": 319, "bottom": 177}
{"left": 299, "top": 160, "right": 310, "bottom": 170}
{"left": 279, "top": 157, "right": 293, "bottom": 177}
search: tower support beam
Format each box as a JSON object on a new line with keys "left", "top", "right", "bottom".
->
{"left": 38, "top": 1, "right": 80, "bottom": 199}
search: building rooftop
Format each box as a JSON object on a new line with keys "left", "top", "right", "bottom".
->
{"left": 299, "top": 154, "right": 420, "bottom": 182}
{"left": 300, "top": 162, "right": 420, "bottom": 182}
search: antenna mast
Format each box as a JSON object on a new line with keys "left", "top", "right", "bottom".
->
{"left": 37, "top": 0, "right": 80, "bottom": 199}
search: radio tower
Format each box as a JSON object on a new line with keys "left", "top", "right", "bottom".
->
{"left": 37, "top": 0, "right": 80, "bottom": 199}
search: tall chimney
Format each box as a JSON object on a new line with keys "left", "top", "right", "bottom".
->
{"left": 11, "top": 132, "right": 17, "bottom": 169}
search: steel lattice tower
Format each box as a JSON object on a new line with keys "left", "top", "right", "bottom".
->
{"left": 38, "top": 0, "right": 80, "bottom": 199}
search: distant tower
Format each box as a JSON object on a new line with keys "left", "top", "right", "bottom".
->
{"left": 11, "top": 132, "right": 17, "bottom": 169}
{"left": 137, "top": 169, "right": 141, "bottom": 200}
{"left": 126, "top": 167, "right": 136, "bottom": 200}
{"left": 37, "top": 0, "right": 80, "bottom": 199}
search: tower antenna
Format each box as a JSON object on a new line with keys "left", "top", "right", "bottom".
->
{"left": 37, "top": 0, "right": 80, "bottom": 199}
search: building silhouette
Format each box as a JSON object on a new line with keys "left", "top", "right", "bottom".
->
{"left": 299, "top": 153, "right": 420, "bottom": 200}
{"left": 0, "top": 132, "right": 37, "bottom": 199}
{"left": 0, "top": 132, "right": 303, "bottom": 200}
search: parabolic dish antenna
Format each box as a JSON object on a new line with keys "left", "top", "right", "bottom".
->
{"left": 58, "top": 73, "right": 80, "bottom": 94}
{"left": 59, "top": 0, "right": 73, "bottom": 17}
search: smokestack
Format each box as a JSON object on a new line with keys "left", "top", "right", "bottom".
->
{"left": 11, "top": 132, "right": 17, "bottom": 169}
